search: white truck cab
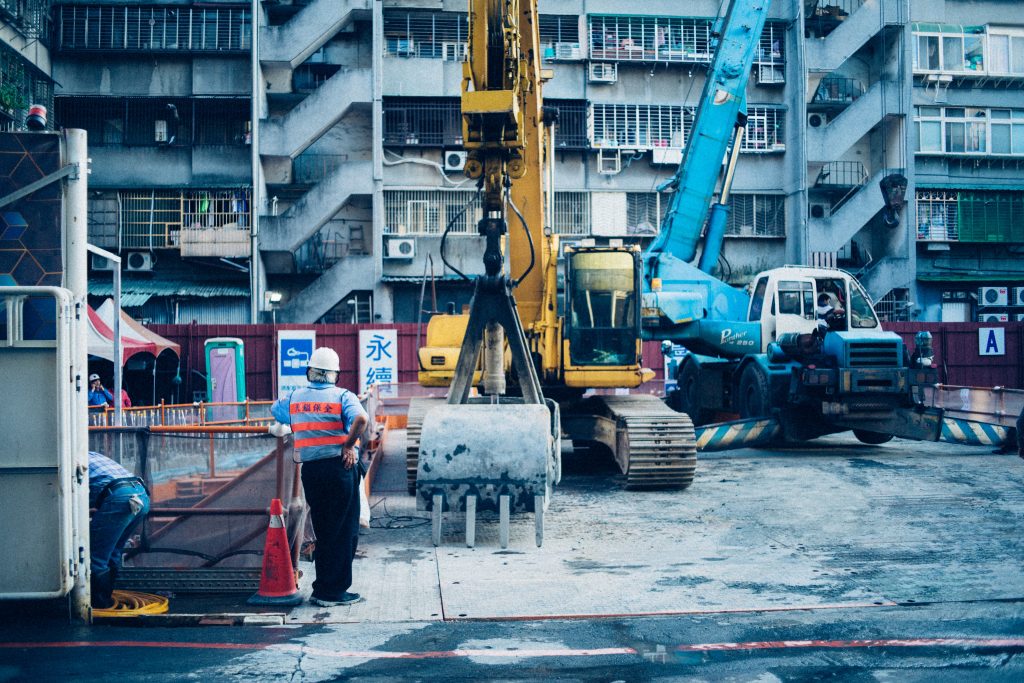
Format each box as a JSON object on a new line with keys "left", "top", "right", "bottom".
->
{"left": 746, "top": 267, "right": 880, "bottom": 352}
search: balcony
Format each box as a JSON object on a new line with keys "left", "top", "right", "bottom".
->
{"left": 56, "top": 5, "right": 251, "bottom": 53}
{"left": 117, "top": 189, "right": 252, "bottom": 257}
{"left": 916, "top": 189, "right": 1024, "bottom": 243}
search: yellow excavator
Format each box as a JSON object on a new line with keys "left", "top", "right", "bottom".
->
{"left": 411, "top": 0, "right": 696, "bottom": 547}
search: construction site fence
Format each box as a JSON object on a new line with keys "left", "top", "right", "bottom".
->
{"left": 88, "top": 399, "right": 275, "bottom": 427}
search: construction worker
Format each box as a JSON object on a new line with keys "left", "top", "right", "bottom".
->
{"left": 88, "top": 451, "right": 150, "bottom": 609}
{"left": 270, "top": 346, "right": 368, "bottom": 607}
{"left": 88, "top": 373, "right": 115, "bottom": 408}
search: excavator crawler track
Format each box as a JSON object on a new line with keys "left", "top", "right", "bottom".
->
{"left": 598, "top": 395, "right": 697, "bottom": 490}
{"left": 405, "top": 397, "right": 446, "bottom": 494}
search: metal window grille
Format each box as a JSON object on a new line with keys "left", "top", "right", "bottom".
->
{"left": 589, "top": 15, "right": 712, "bottom": 64}
{"left": 540, "top": 15, "right": 581, "bottom": 61}
{"left": 0, "top": 41, "right": 54, "bottom": 128}
{"left": 57, "top": 5, "right": 252, "bottom": 52}
{"left": 383, "top": 10, "right": 468, "bottom": 60}
{"left": 725, "top": 194, "right": 786, "bottom": 237}
{"left": 293, "top": 153, "right": 348, "bottom": 185}
{"left": 757, "top": 22, "right": 786, "bottom": 65}
{"left": 590, "top": 103, "right": 692, "bottom": 150}
{"left": 0, "top": 0, "right": 50, "bottom": 40}
{"left": 626, "top": 193, "right": 665, "bottom": 235}
{"left": 874, "top": 288, "right": 911, "bottom": 323}
{"left": 119, "top": 189, "right": 252, "bottom": 249}
{"left": 812, "top": 76, "right": 864, "bottom": 104}
{"left": 916, "top": 190, "right": 959, "bottom": 241}
{"left": 383, "top": 98, "right": 463, "bottom": 147}
{"left": 383, "top": 190, "right": 482, "bottom": 236}
{"left": 740, "top": 107, "right": 785, "bottom": 151}
{"left": 54, "top": 96, "right": 249, "bottom": 147}
{"left": 548, "top": 99, "right": 588, "bottom": 149}
{"left": 550, "top": 192, "right": 590, "bottom": 236}
{"left": 807, "top": 0, "right": 865, "bottom": 39}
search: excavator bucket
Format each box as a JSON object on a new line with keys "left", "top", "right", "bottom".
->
{"left": 417, "top": 402, "right": 555, "bottom": 548}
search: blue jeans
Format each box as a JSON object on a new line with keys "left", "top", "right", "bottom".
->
{"left": 91, "top": 482, "right": 149, "bottom": 575}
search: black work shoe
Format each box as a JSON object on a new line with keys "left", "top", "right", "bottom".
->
{"left": 310, "top": 592, "right": 363, "bottom": 607}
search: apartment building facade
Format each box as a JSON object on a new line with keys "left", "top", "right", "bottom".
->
{"left": 23, "top": 0, "right": 1024, "bottom": 324}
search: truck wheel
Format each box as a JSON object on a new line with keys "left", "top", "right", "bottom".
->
{"left": 853, "top": 429, "right": 893, "bottom": 445}
{"left": 737, "top": 364, "right": 771, "bottom": 419}
{"left": 675, "top": 360, "right": 711, "bottom": 425}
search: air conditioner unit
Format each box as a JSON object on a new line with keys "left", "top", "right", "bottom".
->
{"left": 91, "top": 253, "right": 116, "bottom": 271}
{"left": 384, "top": 236, "right": 416, "bottom": 260}
{"left": 651, "top": 147, "right": 683, "bottom": 165}
{"left": 154, "top": 120, "right": 168, "bottom": 142}
{"left": 444, "top": 150, "right": 467, "bottom": 172}
{"left": 807, "top": 112, "right": 828, "bottom": 128}
{"left": 555, "top": 42, "right": 582, "bottom": 60}
{"left": 978, "top": 312, "right": 1009, "bottom": 323}
{"left": 588, "top": 62, "right": 617, "bottom": 84}
{"left": 809, "top": 201, "right": 831, "bottom": 219}
{"left": 1013, "top": 286, "right": 1024, "bottom": 306}
{"left": 978, "top": 286, "right": 1009, "bottom": 307}
{"left": 125, "top": 251, "right": 153, "bottom": 272}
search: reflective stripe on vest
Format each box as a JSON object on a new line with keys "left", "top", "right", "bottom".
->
{"left": 290, "top": 397, "right": 347, "bottom": 452}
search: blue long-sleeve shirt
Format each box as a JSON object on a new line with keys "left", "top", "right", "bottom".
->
{"left": 88, "top": 387, "right": 114, "bottom": 407}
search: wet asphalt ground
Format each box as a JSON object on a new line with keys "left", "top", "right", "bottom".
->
{"left": 1, "top": 434, "right": 1023, "bottom": 681}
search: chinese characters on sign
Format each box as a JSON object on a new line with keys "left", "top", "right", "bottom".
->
{"left": 359, "top": 329, "right": 398, "bottom": 395}
{"left": 277, "top": 330, "right": 316, "bottom": 399}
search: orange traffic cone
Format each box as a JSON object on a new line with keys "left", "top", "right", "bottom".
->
{"left": 248, "top": 498, "right": 303, "bottom": 606}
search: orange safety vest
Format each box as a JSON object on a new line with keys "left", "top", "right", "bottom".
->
{"left": 288, "top": 386, "right": 351, "bottom": 456}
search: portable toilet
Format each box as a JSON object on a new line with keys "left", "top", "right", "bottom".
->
{"left": 204, "top": 338, "right": 245, "bottom": 422}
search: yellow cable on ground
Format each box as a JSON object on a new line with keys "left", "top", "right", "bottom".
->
{"left": 93, "top": 590, "right": 169, "bottom": 618}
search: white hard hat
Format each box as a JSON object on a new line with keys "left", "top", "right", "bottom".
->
{"left": 308, "top": 347, "right": 340, "bottom": 372}
{"left": 89, "top": 373, "right": 101, "bottom": 382}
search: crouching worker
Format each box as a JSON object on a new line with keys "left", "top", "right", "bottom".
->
{"left": 270, "top": 347, "right": 368, "bottom": 607}
{"left": 88, "top": 451, "right": 150, "bottom": 608}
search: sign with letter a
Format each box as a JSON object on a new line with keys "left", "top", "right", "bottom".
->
{"left": 978, "top": 327, "right": 1005, "bottom": 356}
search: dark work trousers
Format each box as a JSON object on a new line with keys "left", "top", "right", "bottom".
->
{"left": 301, "top": 455, "right": 360, "bottom": 598}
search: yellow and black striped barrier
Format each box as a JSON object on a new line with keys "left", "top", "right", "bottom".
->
{"left": 695, "top": 418, "right": 782, "bottom": 452}
{"left": 940, "top": 417, "right": 1008, "bottom": 447}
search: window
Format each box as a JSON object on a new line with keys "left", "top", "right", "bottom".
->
{"left": 57, "top": 5, "right": 251, "bottom": 52}
{"left": 589, "top": 15, "right": 712, "bottom": 64}
{"left": 550, "top": 192, "right": 590, "bottom": 236}
{"left": 539, "top": 15, "right": 581, "bottom": 61}
{"left": 725, "top": 195, "right": 786, "bottom": 237}
{"left": 740, "top": 107, "right": 785, "bottom": 151}
{"left": 749, "top": 277, "right": 769, "bottom": 322}
{"left": 567, "top": 250, "right": 638, "bottom": 367}
{"left": 383, "top": 191, "right": 482, "bottom": 236}
{"left": 383, "top": 98, "right": 462, "bottom": 147}
{"left": 626, "top": 193, "right": 665, "bottom": 235}
{"left": 848, "top": 281, "right": 879, "bottom": 329}
{"left": 119, "top": 189, "right": 251, "bottom": 249}
{"left": 916, "top": 35, "right": 940, "bottom": 70}
{"left": 777, "top": 281, "right": 810, "bottom": 317}
{"left": 547, "top": 99, "right": 588, "bottom": 149}
{"left": 590, "top": 103, "right": 691, "bottom": 150}
{"left": 915, "top": 106, "right": 1024, "bottom": 156}
{"left": 383, "top": 10, "right": 467, "bottom": 60}
{"left": 916, "top": 189, "right": 1024, "bottom": 243}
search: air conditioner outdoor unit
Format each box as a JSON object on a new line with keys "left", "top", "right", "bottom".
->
{"left": 154, "top": 120, "right": 168, "bottom": 142}
{"left": 125, "top": 251, "right": 153, "bottom": 272}
{"left": 809, "top": 202, "right": 831, "bottom": 219}
{"left": 555, "top": 42, "right": 582, "bottom": 60}
{"left": 978, "top": 312, "right": 1009, "bottom": 323}
{"left": 588, "top": 62, "right": 617, "bottom": 84}
{"left": 91, "top": 253, "right": 116, "bottom": 271}
{"left": 807, "top": 112, "right": 828, "bottom": 128}
{"left": 384, "top": 237, "right": 416, "bottom": 260}
{"left": 978, "top": 286, "right": 1009, "bottom": 307}
{"left": 651, "top": 147, "right": 683, "bottom": 165}
{"left": 1013, "top": 286, "right": 1024, "bottom": 306}
{"left": 444, "top": 150, "right": 467, "bottom": 172}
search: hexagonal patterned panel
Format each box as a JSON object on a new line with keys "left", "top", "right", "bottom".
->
{"left": 0, "top": 132, "right": 63, "bottom": 340}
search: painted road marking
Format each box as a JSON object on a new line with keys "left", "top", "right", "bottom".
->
{"left": 4, "top": 637, "right": 1023, "bottom": 659}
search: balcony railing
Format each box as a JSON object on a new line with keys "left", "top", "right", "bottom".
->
{"left": 119, "top": 189, "right": 252, "bottom": 250}
{"left": 293, "top": 154, "right": 348, "bottom": 185}
{"left": 805, "top": 0, "right": 865, "bottom": 38}
{"left": 814, "top": 161, "right": 868, "bottom": 188}
{"left": 57, "top": 5, "right": 252, "bottom": 53}
{"left": 383, "top": 98, "right": 462, "bottom": 147}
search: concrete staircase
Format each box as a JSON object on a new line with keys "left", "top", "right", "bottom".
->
{"left": 858, "top": 257, "right": 912, "bottom": 301}
{"left": 260, "top": 160, "right": 373, "bottom": 254}
{"left": 806, "top": 79, "right": 902, "bottom": 161}
{"left": 261, "top": 0, "right": 370, "bottom": 69}
{"left": 807, "top": 167, "right": 890, "bottom": 252}
{"left": 261, "top": 67, "right": 371, "bottom": 158}
{"left": 277, "top": 254, "right": 375, "bottom": 323}
{"left": 805, "top": 0, "right": 906, "bottom": 93}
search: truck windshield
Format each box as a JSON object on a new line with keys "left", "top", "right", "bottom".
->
{"left": 567, "top": 250, "right": 638, "bottom": 366}
{"left": 848, "top": 280, "right": 879, "bottom": 328}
